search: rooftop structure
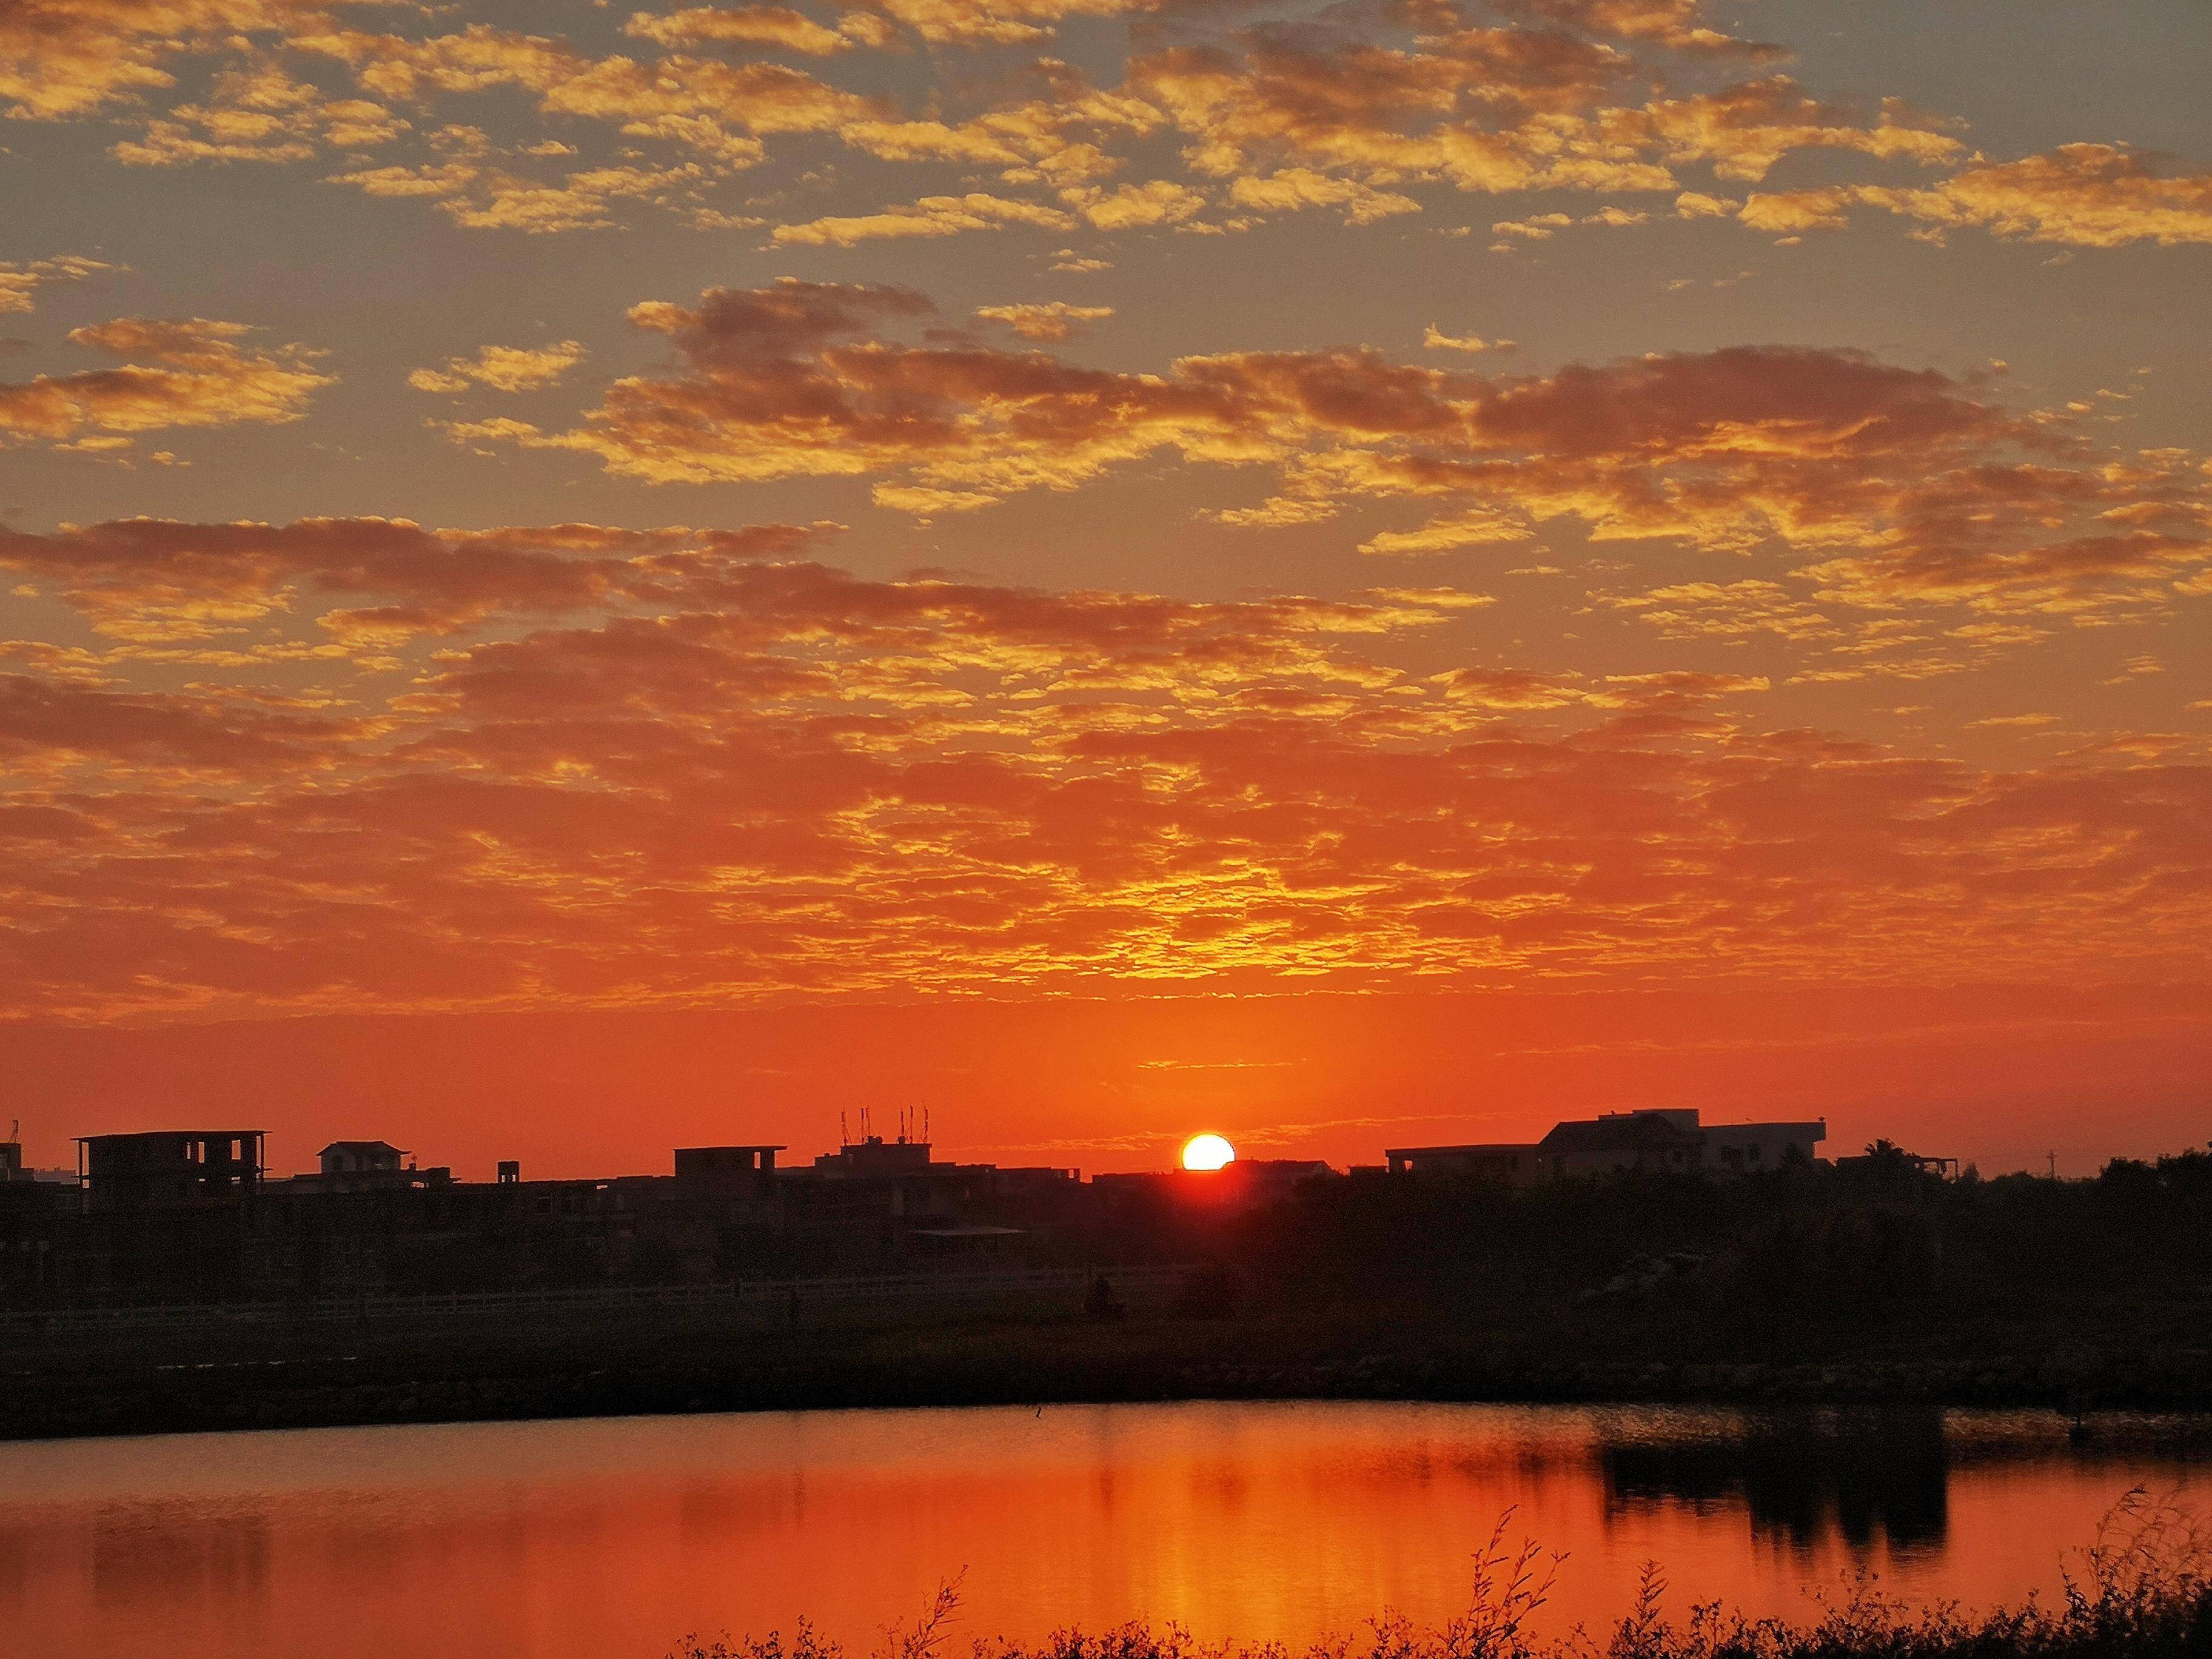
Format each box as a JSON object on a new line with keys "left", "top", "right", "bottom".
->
{"left": 1382, "top": 1143, "right": 1532, "bottom": 1182}
{"left": 1387, "top": 1109, "right": 1825, "bottom": 1184}
{"left": 675, "top": 1145, "right": 784, "bottom": 1180}
{"left": 295, "top": 1139, "right": 451, "bottom": 1195}
{"left": 76, "top": 1131, "right": 266, "bottom": 1212}
{"left": 1835, "top": 1145, "right": 1961, "bottom": 1179}
{"left": 321, "top": 1140, "right": 408, "bottom": 1175}
{"left": 813, "top": 1134, "right": 934, "bottom": 1177}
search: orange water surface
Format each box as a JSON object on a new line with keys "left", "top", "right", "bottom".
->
{"left": 0, "top": 1403, "right": 2200, "bottom": 1659}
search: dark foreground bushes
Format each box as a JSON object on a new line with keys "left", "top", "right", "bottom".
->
{"left": 672, "top": 1493, "right": 2212, "bottom": 1659}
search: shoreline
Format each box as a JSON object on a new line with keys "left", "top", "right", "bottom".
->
{"left": 8, "top": 1310, "right": 2212, "bottom": 1442}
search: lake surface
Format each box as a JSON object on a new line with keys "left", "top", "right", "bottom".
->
{"left": 0, "top": 1403, "right": 2202, "bottom": 1659}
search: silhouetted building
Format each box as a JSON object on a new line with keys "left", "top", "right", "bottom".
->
{"left": 0, "top": 1144, "right": 74, "bottom": 1304}
{"left": 676, "top": 1144, "right": 783, "bottom": 1187}
{"left": 775, "top": 1135, "right": 1071, "bottom": 1265}
{"left": 0, "top": 1118, "right": 1096, "bottom": 1307}
{"left": 1837, "top": 1145, "right": 1960, "bottom": 1179}
{"left": 9, "top": 1099, "right": 1866, "bottom": 1313}
{"left": 813, "top": 1135, "right": 934, "bottom": 1178}
{"left": 40, "top": 1133, "right": 270, "bottom": 1302}
{"left": 323, "top": 1140, "right": 404, "bottom": 1176}
{"left": 1384, "top": 1143, "right": 1532, "bottom": 1182}
{"left": 1388, "top": 1109, "right": 1825, "bottom": 1184}
{"left": 246, "top": 1159, "right": 740, "bottom": 1297}
{"left": 296, "top": 1141, "right": 453, "bottom": 1195}
{"left": 672, "top": 1144, "right": 786, "bottom": 1269}
{"left": 78, "top": 1131, "right": 266, "bottom": 1212}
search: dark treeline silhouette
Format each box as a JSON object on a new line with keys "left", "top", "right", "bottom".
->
{"left": 8, "top": 1141, "right": 2212, "bottom": 1440}
{"left": 1110, "top": 1143, "right": 2212, "bottom": 1339}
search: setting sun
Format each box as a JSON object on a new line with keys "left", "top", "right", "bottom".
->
{"left": 1180, "top": 1133, "right": 1236, "bottom": 1173}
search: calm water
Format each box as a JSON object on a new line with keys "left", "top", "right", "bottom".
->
{"left": 0, "top": 1403, "right": 2200, "bottom": 1659}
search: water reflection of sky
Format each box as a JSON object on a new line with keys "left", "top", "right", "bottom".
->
{"left": 0, "top": 1404, "right": 2200, "bottom": 1659}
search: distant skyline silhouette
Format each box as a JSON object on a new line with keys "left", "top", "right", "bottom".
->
{"left": 3, "top": 987, "right": 2202, "bottom": 1179}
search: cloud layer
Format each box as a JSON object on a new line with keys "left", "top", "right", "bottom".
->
{"left": 1, "top": 0, "right": 2207, "bottom": 1160}
{"left": 2, "top": 510, "right": 2207, "bottom": 1022}
{"left": 435, "top": 280, "right": 2211, "bottom": 637}
{"left": 7, "top": 0, "right": 2206, "bottom": 255}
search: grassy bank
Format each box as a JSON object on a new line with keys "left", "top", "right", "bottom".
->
{"left": 672, "top": 1498, "right": 2212, "bottom": 1659}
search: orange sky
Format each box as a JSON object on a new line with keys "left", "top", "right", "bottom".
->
{"left": 1, "top": 0, "right": 2207, "bottom": 1176}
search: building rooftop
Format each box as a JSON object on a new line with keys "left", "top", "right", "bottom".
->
{"left": 1536, "top": 1113, "right": 1702, "bottom": 1155}
{"left": 1382, "top": 1142, "right": 1530, "bottom": 1157}
{"left": 674, "top": 1144, "right": 787, "bottom": 1154}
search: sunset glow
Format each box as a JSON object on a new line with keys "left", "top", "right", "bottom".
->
{"left": 0, "top": 0, "right": 2206, "bottom": 1179}
{"left": 1181, "top": 1134, "right": 1236, "bottom": 1173}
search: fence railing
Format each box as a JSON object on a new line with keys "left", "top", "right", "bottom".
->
{"left": 0, "top": 1264, "right": 1198, "bottom": 1338}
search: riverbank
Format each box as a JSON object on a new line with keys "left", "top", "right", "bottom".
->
{"left": 675, "top": 1547, "right": 2212, "bottom": 1659}
{"left": 668, "top": 1496, "right": 2212, "bottom": 1659}
{"left": 7, "top": 1290, "right": 2211, "bottom": 1440}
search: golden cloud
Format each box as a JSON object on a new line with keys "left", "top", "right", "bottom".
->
{"left": 771, "top": 191, "right": 1073, "bottom": 246}
{"left": 453, "top": 284, "right": 2211, "bottom": 626}
{"left": 1493, "top": 0, "right": 1788, "bottom": 58}
{"left": 0, "top": 0, "right": 349, "bottom": 120}
{"left": 1732, "top": 145, "right": 2212, "bottom": 248}
{"left": 28, "top": 0, "right": 2143, "bottom": 272}
{"left": 110, "top": 62, "right": 409, "bottom": 165}
{"left": 0, "top": 318, "right": 332, "bottom": 446}
{"left": 623, "top": 4, "right": 862, "bottom": 55}
{"left": 0, "top": 526, "right": 2203, "bottom": 1019}
{"left": 0, "top": 256, "right": 110, "bottom": 316}
{"left": 1423, "top": 326, "right": 1513, "bottom": 354}
{"left": 409, "top": 341, "right": 589, "bottom": 394}
{"left": 0, "top": 516, "right": 839, "bottom": 643}
{"left": 975, "top": 302, "right": 1115, "bottom": 341}
{"left": 1226, "top": 169, "right": 1420, "bottom": 225}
